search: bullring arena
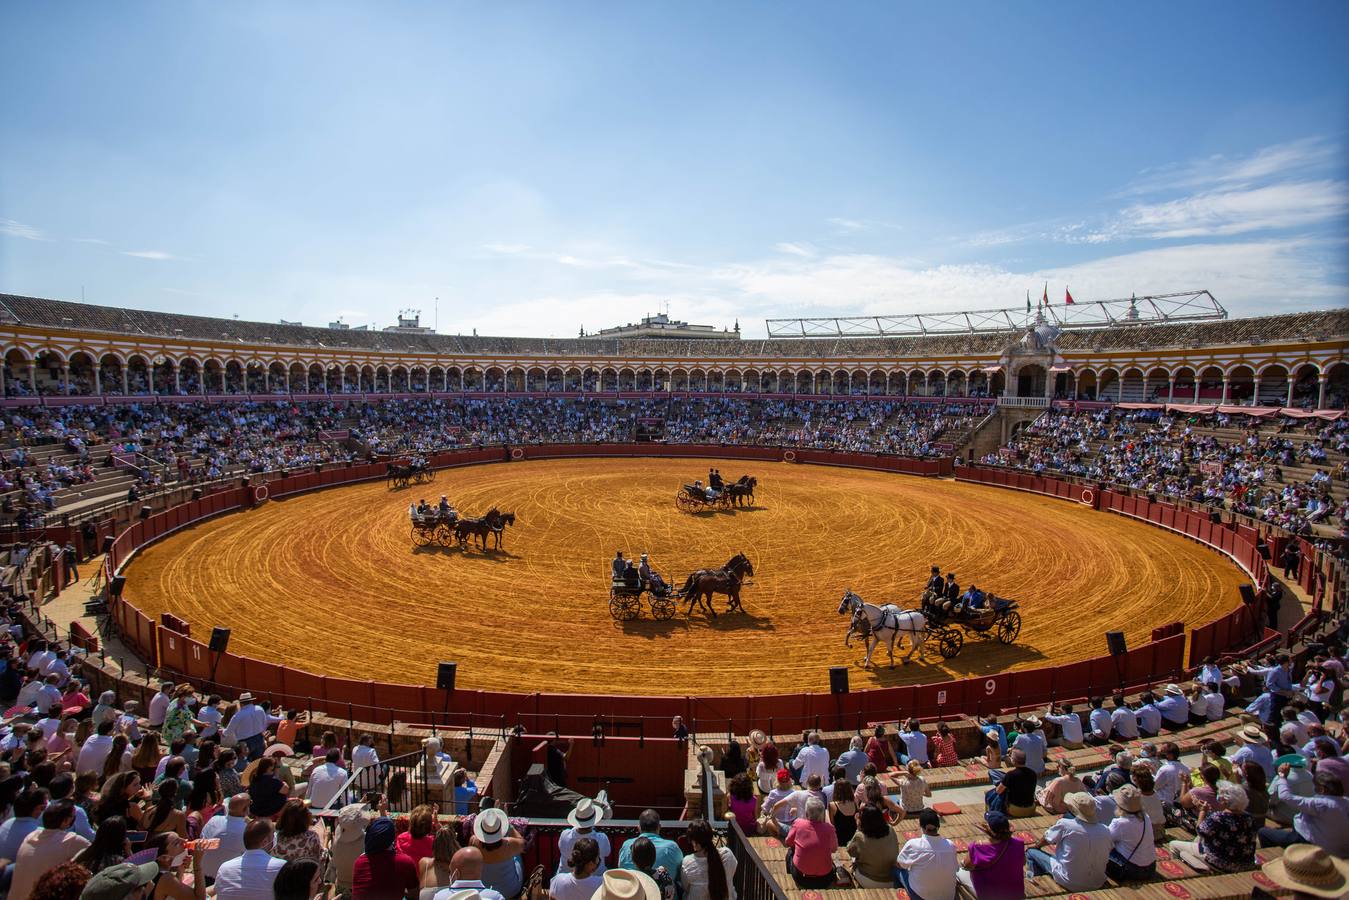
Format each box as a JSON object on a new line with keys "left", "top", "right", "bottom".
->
{"left": 122, "top": 456, "right": 1248, "bottom": 694}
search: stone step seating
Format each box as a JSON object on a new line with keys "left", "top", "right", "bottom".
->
{"left": 746, "top": 829, "right": 1290, "bottom": 900}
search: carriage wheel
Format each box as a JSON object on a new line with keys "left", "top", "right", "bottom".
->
{"left": 997, "top": 611, "right": 1022, "bottom": 644}
{"left": 937, "top": 628, "right": 963, "bottom": 659}
{"left": 608, "top": 596, "right": 626, "bottom": 620}
{"left": 436, "top": 524, "right": 455, "bottom": 546}
{"left": 411, "top": 525, "right": 433, "bottom": 547}
{"left": 609, "top": 595, "right": 640, "bottom": 620}
{"left": 651, "top": 597, "right": 676, "bottom": 620}
{"left": 675, "top": 494, "right": 692, "bottom": 512}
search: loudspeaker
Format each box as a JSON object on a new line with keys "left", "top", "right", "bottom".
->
{"left": 437, "top": 662, "right": 457, "bottom": 692}
{"left": 102, "top": 534, "right": 114, "bottom": 553}
{"left": 1209, "top": 511, "right": 1222, "bottom": 524}
{"left": 108, "top": 575, "right": 126, "bottom": 600}
{"left": 829, "top": 666, "right": 849, "bottom": 694}
{"left": 1239, "top": 584, "right": 1257, "bottom": 606}
{"left": 191, "top": 488, "right": 203, "bottom": 500}
{"left": 1106, "top": 632, "right": 1127, "bottom": 656}
{"left": 139, "top": 505, "right": 152, "bottom": 520}
{"left": 1256, "top": 542, "right": 1270, "bottom": 560}
{"left": 209, "top": 627, "right": 231, "bottom": 653}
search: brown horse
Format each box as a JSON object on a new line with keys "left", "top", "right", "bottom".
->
{"left": 455, "top": 508, "right": 513, "bottom": 551}
{"left": 678, "top": 552, "right": 754, "bottom": 618}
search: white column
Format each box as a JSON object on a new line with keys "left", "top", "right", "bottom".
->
{"left": 121, "top": 368, "right": 128, "bottom": 395}
{"left": 173, "top": 364, "right": 181, "bottom": 395}
{"left": 1193, "top": 379, "right": 1200, "bottom": 403}
{"left": 1118, "top": 378, "right": 1124, "bottom": 403}
{"left": 1251, "top": 376, "right": 1261, "bottom": 406}
{"left": 1317, "top": 375, "right": 1328, "bottom": 409}
{"left": 1167, "top": 377, "right": 1175, "bottom": 403}
{"left": 1286, "top": 380, "right": 1295, "bottom": 408}
{"left": 1221, "top": 378, "right": 1230, "bottom": 404}
{"left": 93, "top": 367, "right": 101, "bottom": 396}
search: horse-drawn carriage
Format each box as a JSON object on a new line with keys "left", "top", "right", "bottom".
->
{"left": 674, "top": 475, "right": 757, "bottom": 512}
{"left": 607, "top": 553, "right": 754, "bottom": 621}
{"left": 920, "top": 590, "right": 1022, "bottom": 659}
{"left": 388, "top": 460, "right": 435, "bottom": 489}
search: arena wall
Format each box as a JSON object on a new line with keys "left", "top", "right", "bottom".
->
{"left": 98, "top": 444, "right": 1274, "bottom": 735}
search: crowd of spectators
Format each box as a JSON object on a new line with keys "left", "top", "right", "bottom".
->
{"left": 982, "top": 408, "right": 1349, "bottom": 536}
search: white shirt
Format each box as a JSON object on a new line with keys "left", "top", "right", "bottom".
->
{"left": 307, "top": 761, "right": 350, "bottom": 811}
{"left": 1135, "top": 704, "right": 1162, "bottom": 734}
{"left": 148, "top": 691, "right": 172, "bottom": 727}
{"left": 1110, "top": 707, "right": 1139, "bottom": 739}
{"left": 214, "top": 848, "right": 287, "bottom": 900}
{"left": 1013, "top": 731, "right": 1046, "bottom": 775}
{"left": 76, "top": 733, "right": 115, "bottom": 774}
{"left": 42, "top": 657, "right": 69, "bottom": 685}
{"left": 27, "top": 650, "right": 54, "bottom": 673}
{"left": 679, "top": 847, "right": 737, "bottom": 900}
{"left": 556, "top": 828, "right": 610, "bottom": 874}
{"left": 1046, "top": 712, "right": 1082, "bottom": 745}
{"left": 897, "top": 834, "right": 958, "bottom": 900}
{"left": 1202, "top": 692, "right": 1225, "bottom": 721}
{"left": 352, "top": 744, "right": 381, "bottom": 789}
{"left": 1198, "top": 663, "right": 1223, "bottom": 686}
{"left": 435, "top": 881, "right": 505, "bottom": 900}
{"left": 1088, "top": 708, "right": 1113, "bottom": 741}
{"left": 1041, "top": 817, "right": 1112, "bottom": 891}
{"left": 795, "top": 744, "right": 830, "bottom": 784}
{"left": 1107, "top": 813, "right": 1155, "bottom": 867}
{"left": 199, "top": 814, "right": 249, "bottom": 879}
{"left": 548, "top": 872, "right": 604, "bottom": 900}
{"left": 1153, "top": 760, "right": 1190, "bottom": 805}
{"left": 34, "top": 684, "right": 62, "bottom": 713}
{"left": 898, "top": 730, "right": 929, "bottom": 765}
{"left": 197, "top": 705, "right": 223, "bottom": 739}
{"left": 223, "top": 703, "right": 269, "bottom": 743}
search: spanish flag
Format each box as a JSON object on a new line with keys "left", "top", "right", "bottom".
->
{"left": 1065, "top": 288, "right": 1076, "bottom": 306}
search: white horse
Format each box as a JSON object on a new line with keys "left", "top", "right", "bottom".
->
{"left": 837, "top": 590, "right": 927, "bottom": 668}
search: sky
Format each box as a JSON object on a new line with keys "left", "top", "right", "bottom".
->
{"left": 1, "top": 2, "right": 1347, "bottom": 339}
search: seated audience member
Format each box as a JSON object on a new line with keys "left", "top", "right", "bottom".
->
{"left": 725, "top": 774, "right": 758, "bottom": 836}
{"left": 556, "top": 798, "right": 609, "bottom": 875}
{"left": 957, "top": 811, "right": 1025, "bottom": 899}
{"left": 352, "top": 816, "right": 419, "bottom": 900}
{"left": 331, "top": 803, "right": 377, "bottom": 897}
{"left": 618, "top": 809, "right": 683, "bottom": 876}
{"left": 896, "top": 809, "right": 958, "bottom": 900}
{"left": 986, "top": 749, "right": 1036, "bottom": 818}
{"left": 1259, "top": 768, "right": 1349, "bottom": 858}
{"left": 1111, "top": 694, "right": 1140, "bottom": 739}
{"left": 1044, "top": 704, "right": 1083, "bottom": 749}
{"left": 1152, "top": 742, "right": 1190, "bottom": 807}
{"left": 783, "top": 798, "right": 837, "bottom": 889}
{"left": 1169, "top": 782, "right": 1258, "bottom": 872}
{"left": 626, "top": 837, "right": 676, "bottom": 900}
{"left": 931, "top": 723, "right": 958, "bottom": 768}
{"left": 272, "top": 799, "right": 322, "bottom": 864}
{"left": 846, "top": 805, "right": 898, "bottom": 888}
{"left": 1106, "top": 785, "right": 1156, "bottom": 882}
{"left": 1036, "top": 760, "right": 1085, "bottom": 815}
{"left": 1157, "top": 684, "right": 1190, "bottom": 731}
{"left": 679, "top": 818, "right": 736, "bottom": 900}
{"left": 304, "top": 748, "right": 348, "bottom": 812}
{"left": 1025, "top": 793, "right": 1112, "bottom": 891}
{"left": 1085, "top": 697, "right": 1113, "bottom": 746}
{"left": 9, "top": 800, "right": 91, "bottom": 900}
{"left": 214, "top": 818, "right": 287, "bottom": 900}
{"left": 1011, "top": 716, "right": 1046, "bottom": 775}
{"left": 1259, "top": 844, "right": 1349, "bottom": 899}
{"left": 471, "top": 808, "right": 526, "bottom": 900}
{"left": 897, "top": 719, "right": 929, "bottom": 767}
{"left": 549, "top": 837, "right": 605, "bottom": 900}
{"left": 864, "top": 725, "right": 898, "bottom": 772}
{"left": 835, "top": 735, "right": 868, "bottom": 784}
{"left": 896, "top": 760, "right": 931, "bottom": 816}
{"left": 197, "top": 794, "right": 251, "bottom": 882}
{"left": 1232, "top": 725, "right": 1276, "bottom": 782}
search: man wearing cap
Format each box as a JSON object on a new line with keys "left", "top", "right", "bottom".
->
{"left": 432, "top": 847, "right": 505, "bottom": 900}
{"left": 10, "top": 800, "right": 90, "bottom": 900}
{"left": 617, "top": 810, "right": 683, "bottom": 877}
{"left": 895, "top": 808, "right": 958, "bottom": 900}
{"left": 215, "top": 819, "right": 287, "bottom": 900}
{"left": 222, "top": 692, "right": 269, "bottom": 760}
{"left": 1260, "top": 767, "right": 1349, "bottom": 858}
{"left": 1025, "top": 793, "right": 1112, "bottom": 891}
{"left": 198, "top": 794, "right": 251, "bottom": 883}
{"left": 1232, "top": 725, "right": 1276, "bottom": 781}
{"left": 557, "top": 798, "right": 610, "bottom": 874}
{"left": 1152, "top": 684, "right": 1186, "bottom": 731}
{"left": 81, "top": 862, "right": 161, "bottom": 900}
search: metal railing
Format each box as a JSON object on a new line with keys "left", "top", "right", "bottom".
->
{"left": 725, "top": 819, "right": 789, "bottom": 900}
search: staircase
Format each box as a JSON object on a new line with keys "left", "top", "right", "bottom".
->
{"left": 960, "top": 406, "right": 1048, "bottom": 463}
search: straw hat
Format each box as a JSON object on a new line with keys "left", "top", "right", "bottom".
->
{"left": 265, "top": 743, "right": 294, "bottom": 758}
{"left": 1112, "top": 784, "right": 1143, "bottom": 814}
{"left": 1237, "top": 724, "right": 1267, "bottom": 744}
{"left": 589, "top": 870, "right": 661, "bottom": 900}
{"left": 1163, "top": 684, "right": 1184, "bottom": 696}
{"left": 333, "top": 803, "right": 372, "bottom": 845}
{"left": 237, "top": 692, "right": 255, "bottom": 703}
{"left": 474, "top": 807, "right": 510, "bottom": 844}
{"left": 1261, "top": 844, "right": 1349, "bottom": 898}
{"left": 1063, "top": 792, "right": 1097, "bottom": 824}
{"left": 1022, "top": 715, "right": 1042, "bottom": 729}
{"left": 749, "top": 729, "right": 766, "bottom": 749}
{"left": 567, "top": 798, "right": 603, "bottom": 829}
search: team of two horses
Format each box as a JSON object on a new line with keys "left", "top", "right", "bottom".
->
{"left": 455, "top": 507, "right": 516, "bottom": 550}
{"left": 838, "top": 589, "right": 929, "bottom": 668}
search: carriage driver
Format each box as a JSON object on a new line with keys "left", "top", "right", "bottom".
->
{"left": 709, "top": 468, "right": 724, "bottom": 491}
{"left": 941, "top": 572, "right": 960, "bottom": 613}
{"left": 612, "top": 550, "right": 626, "bottom": 581}
{"left": 924, "top": 565, "right": 943, "bottom": 596}
{"left": 438, "top": 495, "right": 453, "bottom": 518}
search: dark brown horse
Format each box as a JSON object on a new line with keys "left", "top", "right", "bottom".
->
{"left": 455, "top": 508, "right": 513, "bottom": 550}
{"left": 725, "top": 476, "right": 757, "bottom": 507}
{"left": 678, "top": 552, "right": 754, "bottom": 618}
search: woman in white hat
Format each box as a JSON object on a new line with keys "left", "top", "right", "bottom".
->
{"left": 472, "top": 807, "right": 525, "bottom": 899}
{"left": 1105, "top": 784, "right": 1156, "bottom": 882}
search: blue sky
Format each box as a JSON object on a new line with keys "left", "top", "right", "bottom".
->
{"left": 2, "top": 1, "right": 1346, "bottom": 338}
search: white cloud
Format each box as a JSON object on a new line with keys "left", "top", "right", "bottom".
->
{"left": 0, "top": 219, "right": 46, "bottom": 241}
{"left": 826, "top": 217, "right": 866, "bottom": 232}
{"left": 1120, "top": 136, "right": 1340, "bottom": 197}
{"left": 773, "top": 242, "right": 816, "bottom": 258}
{"left": 481, "top": 242, "right": 532, "bottom": 255}
{"left": 122, "top": 250, "right": 180, "bottom": 261}
{"left": 1095, "top": 180, "right": 1349, "bottom": 241}
{"left": 73, "top": 237, "right": 111, "bottom": 245}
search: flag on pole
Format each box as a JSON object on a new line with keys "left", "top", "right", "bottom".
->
{"left": 1065, "top": 288, "right": 1075, "bottom": 306}
{"left": 1042, "top": 283, "right": 1048, "bottom": 307}
{"left": 1026, "top": 290, "right": 1031, "bottom": 313}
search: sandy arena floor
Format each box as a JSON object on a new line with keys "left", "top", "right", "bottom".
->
{"left": 123, "top": 458, "right": 1247, "bottom": 695}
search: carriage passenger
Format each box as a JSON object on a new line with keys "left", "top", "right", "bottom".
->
{"left": 962, "top": 585, "right": 986, "bottom": 611}
{"left": 623, "top": 561, "right": 641, "bottom": 590}
{"left": 941, "top": 574, "right": 960, "bottom": 612}
{"left": 438, "top": 495, "right": 452, "bottom": 517}
{"left": 612, "top": 551, "right": 626, "bottom": 581}
{"left": 416, "top": 499, "right": 433, "bottom": 519}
